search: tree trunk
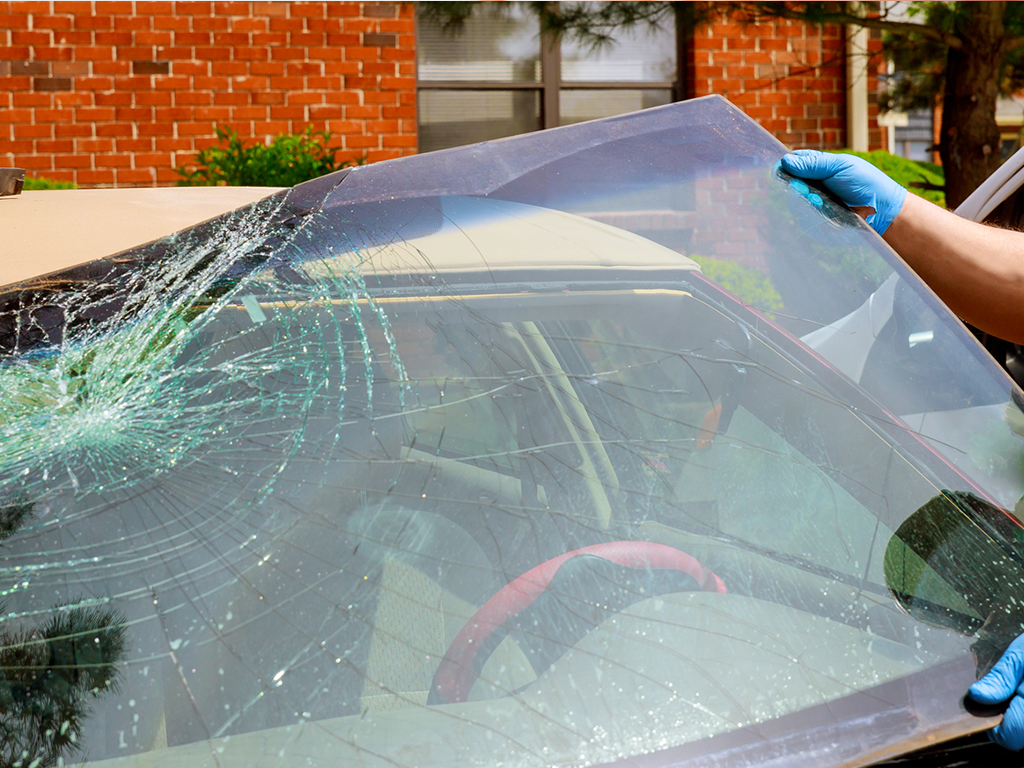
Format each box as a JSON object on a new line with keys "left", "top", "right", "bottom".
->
{"left": 939, "top": 2, "right": 1005, "bottom": 209}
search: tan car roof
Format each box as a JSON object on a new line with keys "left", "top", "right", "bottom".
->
{"left": 1, "top": 187, "right": 700, "bottom": 290}
{"left": 0, "top": 186, "right": 282, "bottom": 287}
{"left": 311, "top": 196, "right": 701, "bottom": 277}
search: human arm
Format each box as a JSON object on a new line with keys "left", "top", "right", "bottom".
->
{"left": 781, "top": 150, "right": 1024, "bottom": 344}
{"left": 784, "top": 150, "right": 1024, "bottom": 749}
{"left": 882, "top": 194, "right": 1024, "bottom": 344}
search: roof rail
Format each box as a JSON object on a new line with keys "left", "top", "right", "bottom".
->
{"left": 0, "top": 168, "right": 25, "bottom": 197}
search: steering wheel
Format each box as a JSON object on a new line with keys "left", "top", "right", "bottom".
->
{"left": 428, "top": 541, "right": 726, "bottom": 705}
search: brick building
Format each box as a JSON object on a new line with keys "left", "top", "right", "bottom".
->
{"left": 0, "top": 1, "right": 417, "bottom": 186}
{"left": 690, "top": 11, "right": 883, "bottom": 150}
{"left": 0, "top": 1, "right": 884, "bottom": 188}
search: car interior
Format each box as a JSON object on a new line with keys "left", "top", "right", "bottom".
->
{"left": 69, "top": 268, "right": 997, "bottom": 765}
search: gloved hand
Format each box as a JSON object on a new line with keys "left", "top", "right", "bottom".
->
{"left": 968, "top": 633, "right": 1024, "bottom": 750}
{"left": 779, "top": 149, "right": 907, "bottom": 235}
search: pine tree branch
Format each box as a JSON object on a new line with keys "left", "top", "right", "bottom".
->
{"left": 736, "top": 3, "right": 963, "bottom": 50}
{"left": 1004, "top": 36, "right": 1024, "bottom": 54}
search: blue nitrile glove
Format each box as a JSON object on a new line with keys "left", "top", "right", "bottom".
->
{"left": 779, "top": 150, "right": 907, "bottom": 235}
{"left": 969, "top": 633, "right": 1024, "bottom": 750}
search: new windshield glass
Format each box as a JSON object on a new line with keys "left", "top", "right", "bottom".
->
{"left": 1, "top": 96, "right": 1022, "bottom": 768}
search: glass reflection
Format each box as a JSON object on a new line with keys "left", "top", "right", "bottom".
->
{"left": 0, "top": 497, "right": 126, "bottom": 768}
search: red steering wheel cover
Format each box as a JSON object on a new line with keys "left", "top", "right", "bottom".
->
{"left": 430, "top": 540, "right": 726, "bottom": 704}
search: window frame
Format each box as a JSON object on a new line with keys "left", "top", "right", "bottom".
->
{"left": 414, "top": 5, "right": 689, "bottom": 147}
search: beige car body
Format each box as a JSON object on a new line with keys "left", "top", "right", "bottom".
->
{"left": 1, "top": 187, "right": 282, "bottom": 286}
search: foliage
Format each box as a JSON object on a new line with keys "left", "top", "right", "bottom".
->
{"left": 418, "top": 0, "right": 485, "bottom": 34}
{"left": 842, "top": 149, "right": 946, "bottom": 208}
{"left": 0, "top": 604, "right": 126, "bottom": 768}
{"left": 688, "top": 254, "right": 784, "bottom": 313}
{"left": 420, "top": 1, "right": 712, "bottom": 49}
{"left": 881, "top": 3, "right": 948, "bottom": 114}
{"left": 530, "top": 1, "right": 680, "bottom": 50}
{"left": 419, "top": 1, "right": 961, "bottom": 51}
{"left": 176, "top": 126, "right": 364, "bottom": 188}
{"left": 884, "top": 2, "right": 1024, "bottom": 114}
{"left": 418, "top": 1, "right": 1024, "bottom": 205}
{"left": 24, "top": 176, "right": 76, "bottom": 190}
{"left": 0, "top": 493, "right": 32, "bottom": 542}
{"left": 419, "top": 1, "right": 1022, "bottom": 105}
{"left": 422, "top": 0, "right": 1024, "bottom": 102}
{"left": 0, "top": 495, "right": 127, "bottom": 768}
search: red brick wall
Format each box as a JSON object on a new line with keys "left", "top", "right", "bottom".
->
{"left": 690, "top": 10, "right": 884, "bottom": 151}
{"left": 0, "top": 1, "right": 417, "bottom": 187}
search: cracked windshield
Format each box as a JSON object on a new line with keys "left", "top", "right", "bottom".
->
{"left": 3, "top": 97, "right": 1024, "bottom": 768}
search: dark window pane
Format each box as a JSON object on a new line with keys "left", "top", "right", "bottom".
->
{"left": 560, "top": 88, "right": 673, "bottom": 125}
{"left": 417, "top": 3, "right": 540, "bottom": 83}
{"left": 418, "top": 89, "right": 542, "bottom": 152}
{"left": 560, "top": 3, "right": 676, "bottom": 83}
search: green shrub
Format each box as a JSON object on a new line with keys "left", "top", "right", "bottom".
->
{"left": 23, "top": 176, "right": 77, "bottom": 190}
{"left": 839, "top": 149, "right": 946, "bottom": 208}
{"left": 689, "top": 254, "right": 784, "bottom": 312}
{"left": 175, "top": 126, "right": 365, "bottom": 187}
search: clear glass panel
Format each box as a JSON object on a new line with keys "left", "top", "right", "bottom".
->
{"left": 561, "top": 2, "right": 677, "bottom": 82}
{"left": 560, "top": 87, "right": 674, "bottom": 125}
{"left": 417, "top": 3, "right": 541, "bottom": 83}
{"left": 417, "top": 89, "right": 542, "bottom": 153}
{"left": 0, "top": 97, "right": 1020, "bottom": 768}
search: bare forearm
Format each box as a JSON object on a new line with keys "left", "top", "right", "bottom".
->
{"left": 883, "top": 193, "right": 1024, "bottom": 343}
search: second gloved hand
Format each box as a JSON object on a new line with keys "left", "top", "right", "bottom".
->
{"left": 780, "top": 150, "right": 907, "bottom": 235}
{"left": 969, "top": 633, "right": 1024, "bottom": 751}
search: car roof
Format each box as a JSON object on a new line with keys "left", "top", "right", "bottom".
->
{"left": 0, "top": 186, "right": 282, "bottom": 286}
{"left": 307, "top": 196, "right": 703, "bottom": 278}
{"left": 0, "top": 185, "right": 701, "bottom": 291}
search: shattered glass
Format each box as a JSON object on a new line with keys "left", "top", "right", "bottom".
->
{"left": 1, "top": 95, "right": 1023, "bottom": 768}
